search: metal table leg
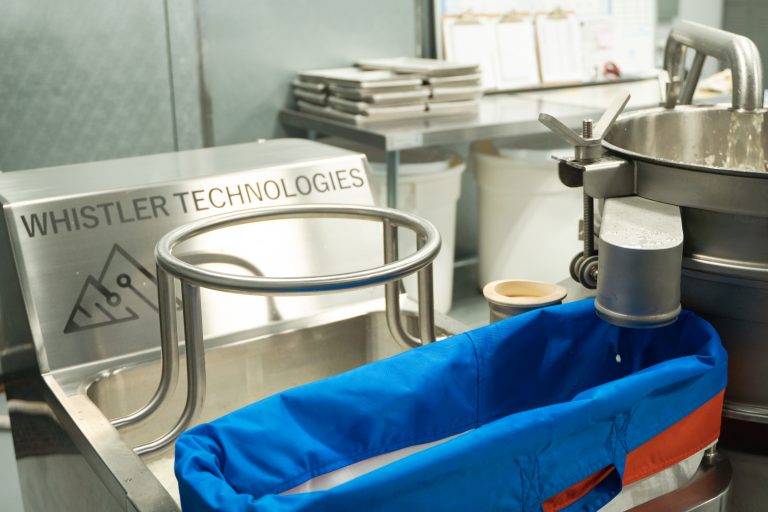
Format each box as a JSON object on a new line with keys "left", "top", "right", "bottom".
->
{"left": 386, "top": 150, "right": 401, "bottom": 208}
{"left": 307, "top": 129, "right": 318, "bottom": 141}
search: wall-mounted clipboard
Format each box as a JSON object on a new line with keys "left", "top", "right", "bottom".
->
{"left": 433, "top": 0, "right": 658, "bottom": 93}
{"left": 494, "top": 11, "right": 540, "bottom": 89}
{"left": 535, "top": 9, "right": 585, "bottom": 84}
{"left": 442, "top": 11, "right": 500, "bottom": 89}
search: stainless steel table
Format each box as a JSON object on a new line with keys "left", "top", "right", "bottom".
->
{"left": 279, "top": 80, "right": 663, "bottom": 207}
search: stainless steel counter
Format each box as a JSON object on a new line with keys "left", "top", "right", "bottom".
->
{"left": 280, "top": 94, "right": 601, "bottom": 152}
{"left": 279, "top": 79, "right": 665, "bottom": 207}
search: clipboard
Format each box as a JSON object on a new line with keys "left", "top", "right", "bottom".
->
{"left": 535, "top": 9, "right": 586, "bottom": 84}
{"left": 494, "top": 11, "right": 540, "bottom": 89}
{"left": 442, "top": 11, "right": 500, "bottom": 90}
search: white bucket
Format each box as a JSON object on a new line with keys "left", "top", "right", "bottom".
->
{"left": 321, "top": 138, "right": 464, "bottom": 313}
{"left": 472, "top": 136, "right": 583, "bottom": 288}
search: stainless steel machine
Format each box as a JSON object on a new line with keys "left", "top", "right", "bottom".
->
{"left": 541, "top": 21, "right": 768, "bottom": 511}
{"left": 0, "top": 139, "right": 464, "bottom": 510}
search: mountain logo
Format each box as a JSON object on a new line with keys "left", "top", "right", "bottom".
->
{"left": 64, "top": 244, "right": 160, "bottom": 334}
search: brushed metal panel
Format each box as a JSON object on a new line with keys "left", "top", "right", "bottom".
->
{"left": 0, "top": 140, "right": 382, "bottom": 372}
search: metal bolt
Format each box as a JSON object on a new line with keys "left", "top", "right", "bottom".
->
{"left": 582, "top": 119, "right": 593, "bottom": 139}
{"left": 583, "top": 193, "right": 594, "bottom": 256}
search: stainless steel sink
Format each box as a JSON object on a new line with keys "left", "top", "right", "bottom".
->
{"left": 0, "top": 140, "right": 461, "bottom": 511}
{"left": 40, "top": 299, "right": 465, "bottom": 509}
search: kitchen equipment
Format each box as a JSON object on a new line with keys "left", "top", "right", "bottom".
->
{"left": 0, "top": 139, "right": 465, "bottom": 510}
{"left": 540, "top": 20, "right": 767, "bottom": 510}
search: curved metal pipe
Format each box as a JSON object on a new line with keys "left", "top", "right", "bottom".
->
{"left": 111, "top": 266, "right": 179, "bottom": 429}
{"left": 678, "top": 51, "right": 706, "bottom": 105}
{"left": 178, "top": 251, "right": 282, "bottom": 322}
{"left": 156, "top": 204, "right": 441, "bottom": 294}
{"left": 112, "top": 253, "right": 282, "bottom": 430}
{"left": 416, "top": 242, "right": 436, "bottom": 344}
{"left": 664, "top": 20, "right": 763, "bottom": 111}
{"left": 383, "top": 220, "right": 436, "bottom": 348}
{"left": 134, "top": 282, "right": 206, "bottom": 456}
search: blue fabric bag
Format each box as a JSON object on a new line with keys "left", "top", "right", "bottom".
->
{"left": 175, "top": 299, "right": 727, "bottom": 511}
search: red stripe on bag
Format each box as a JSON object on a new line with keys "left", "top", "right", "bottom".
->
{"left": 543, "top": 390, "right": 725, "bottom": 512}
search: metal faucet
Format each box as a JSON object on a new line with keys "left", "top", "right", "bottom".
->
{"left": 664, "top": 21, "right": 763, "bottom": 110}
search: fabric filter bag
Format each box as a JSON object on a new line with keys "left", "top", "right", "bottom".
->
{"left": 175, "top": 298, "right": 728, "bottom": 511}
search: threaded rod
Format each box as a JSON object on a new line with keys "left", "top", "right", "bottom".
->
{"left": 583, "top": 192, "right": 594, "bottom": 256}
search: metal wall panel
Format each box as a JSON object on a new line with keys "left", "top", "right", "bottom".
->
{"left": 167, "top": 0, "right": 209, "bottom": 150}
{"left": 0, "top": 1, "right": 177, "bottom": 171}
{"left": 0, "top": 1, "right": 422, "bottom": 169}
{"left": 724, "top": 0, "right": 768, "bottom": 83}
{"left": 199, "top": 0, "right": 420, "bottom": 144}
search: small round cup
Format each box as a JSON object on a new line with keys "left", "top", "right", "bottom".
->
{"left": 483, "top": 279, "right": 568, "bottom": 323}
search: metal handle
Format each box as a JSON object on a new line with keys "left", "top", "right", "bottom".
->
{"left": 125, "top": 204, "right": 440, "bottom": 455}
{"left": 664, "top": 20, "right": 764, "bottom": 110}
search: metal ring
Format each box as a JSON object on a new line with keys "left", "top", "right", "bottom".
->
{"left": 156, "top": 204, "right": 441, "bottom": 294}
{"left": 128, "top": 203, "right": 441, "bottom": 455}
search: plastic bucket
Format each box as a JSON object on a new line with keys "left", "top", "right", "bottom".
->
{"left": 472, "top": 135, "right": 582, "bottom": 288}
{"left": 321, "top": 138, "right": 464, "bottom": 313}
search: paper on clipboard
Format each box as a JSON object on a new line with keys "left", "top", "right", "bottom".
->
{"left": 443, "top": 17, "right": 499, "bottom": 90}
{"left": 535, "top": 13, "right": 585, "bottom": 84}
{"left": 495, "top": 17, "right": 539, "bottom": 89}
{"left": 580, "top": 16, "right": 619, "bottom": 80}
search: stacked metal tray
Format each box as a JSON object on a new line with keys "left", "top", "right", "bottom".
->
{"left": 292, "top": 58, "right": 483, "bottom": 125}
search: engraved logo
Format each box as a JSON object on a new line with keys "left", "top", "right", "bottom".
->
{"left": 64, "top": 244, "right": 159, "bottom": 333}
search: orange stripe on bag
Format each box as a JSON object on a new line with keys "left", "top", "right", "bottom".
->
{"left": 543, "top": 390, "right": 724, "bottom": 512}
